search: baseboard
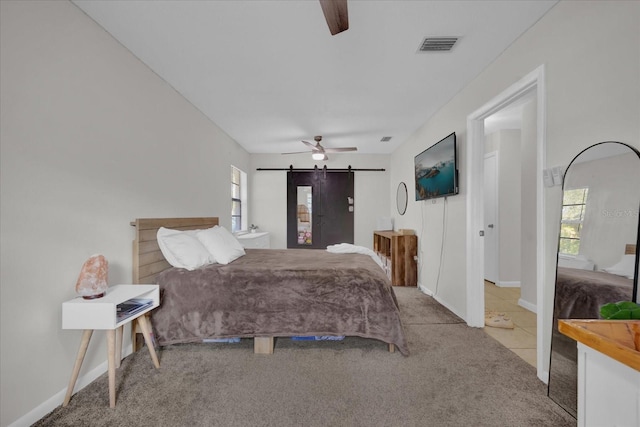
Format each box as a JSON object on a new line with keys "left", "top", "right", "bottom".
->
{"left": 8, "top": 344, "right": 133, "bottom": 427}
{"left": 418, "top": 284, "right": 433, "bottom": 296}
{"left": 540, "top": 369, "right": 549, "bottom": 385}
{"left": 418, "top": 284, "right": 466, "bottom": 323}
{"left": 518, "top": 298, "right": 537, "bottom": 314}
{"left": 496, "top": 280, "right": 521, "bottom": 288}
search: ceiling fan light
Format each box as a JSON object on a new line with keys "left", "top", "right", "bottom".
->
{"left": 312, "top": 153, "right": 327, "bottom": 161}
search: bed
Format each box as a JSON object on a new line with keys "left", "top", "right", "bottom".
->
{"left": 131, "top": 217, "right": 409, "bottom": 355}
{"left": 553, "top": 244, "right": 636, "bottom": 326}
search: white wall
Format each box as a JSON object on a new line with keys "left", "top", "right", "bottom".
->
{"left": 390, "top": 0, "right": 640, "bottom": 369}
{"left": 0, "top": 1, "right": 249, "bottom": 425}
{"left": 520, "top": 99, "right": 538, "bottom": 308}
{"left": 249, "top": 153, "right": 390, "bottom": 250}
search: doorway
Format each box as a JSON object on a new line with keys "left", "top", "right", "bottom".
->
{"left": 482, "top": 119, "right": 537, "bottom": 366}
{"left": 466, "top": 65, "right": 547, "bottom": 381}
{"left": 287, "top": 170, "right": 354, "bottom": 248}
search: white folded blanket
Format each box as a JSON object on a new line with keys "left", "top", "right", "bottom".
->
{"left": 326, "top": 243, "right": 384, "bottom": 269}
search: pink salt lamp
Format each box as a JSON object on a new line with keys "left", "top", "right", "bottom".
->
{"left": 75, "top": 254, "right": 108, "bottom": 299}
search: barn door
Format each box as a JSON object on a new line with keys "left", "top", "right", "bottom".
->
{"left": 287, "top": 170, "right": 354, "bottom": 248}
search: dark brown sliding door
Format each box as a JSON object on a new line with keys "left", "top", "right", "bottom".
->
{"left": 287, "top": 170, "right": 354, "bottom": 249}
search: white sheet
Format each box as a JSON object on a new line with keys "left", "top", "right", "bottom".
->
{"left": 326, "top": 243, "right": 384, "bottom": 269}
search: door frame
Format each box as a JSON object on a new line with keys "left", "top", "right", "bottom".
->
{"left": 466, "top": 64, "right": 547, "bottom": 382}
{"left": 484, "top": 150, "right": 499, "bottom": 285}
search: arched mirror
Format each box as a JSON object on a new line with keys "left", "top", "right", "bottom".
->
{"left": 397, "top": 182, "right": 408, "bottom": 215}
{"left": 548, "top": 141, "right": 640, "bottom": 417}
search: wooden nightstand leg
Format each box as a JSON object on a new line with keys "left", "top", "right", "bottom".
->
{"left": 131, "top": 318, "right": 141, "bottom": 352}
{"left": 106, "top": 329, "right": 116, "bottom": 408}
{"left": 115, "top": 326, "right": 123, "bottom": 368}
{"left": 63, "top": 329, "right": 93, "bottom": 407}
{"left": 136, "top": 314, "right": 160, "bottom": 369}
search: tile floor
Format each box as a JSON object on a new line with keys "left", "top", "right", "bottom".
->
{"left": 484, "top": 281, "right": 537, "bottom": 367}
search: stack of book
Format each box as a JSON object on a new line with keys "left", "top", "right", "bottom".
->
{"left": 116, "top": 298, "right": 153, "bottom": 322}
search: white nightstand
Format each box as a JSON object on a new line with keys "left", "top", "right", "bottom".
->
{"left": 62, "top": 284, "right": 160, "bottom": 408}
{"left": 236, "top": 231, "right": 270, "bottom": 249}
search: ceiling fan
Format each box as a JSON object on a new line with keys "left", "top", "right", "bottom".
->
{"left": 319, "top": 0, "right": 349, "bottom": 36}
{"left": 283, "top": 136, "right": 357, "bottom": 160}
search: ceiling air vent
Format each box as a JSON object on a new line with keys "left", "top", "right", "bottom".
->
{"left": 418, "top": 37, "right": 458, "bottom": 52}
{"left": 380, "top": 136, "right": 392, "bottom": 142}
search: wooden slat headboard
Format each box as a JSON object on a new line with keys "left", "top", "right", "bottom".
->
{"left": 625, "top": 244, "right": 637, "bottom": 255}
{"left": 131, "top": 217, "right": 219, "bottom": 284}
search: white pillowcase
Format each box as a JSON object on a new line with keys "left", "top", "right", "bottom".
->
{"left": 157, "top": 227, "right": 215, "bottom": 270}
{"left": 196, "top": 225, "right": 246, "bottom": 265}
{"left": 602, "top": 254, "right": 637, "bottom": 279}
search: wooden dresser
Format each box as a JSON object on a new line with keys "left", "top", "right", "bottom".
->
{"left": 373, "top": 231, "right": 417, "bottom": 286}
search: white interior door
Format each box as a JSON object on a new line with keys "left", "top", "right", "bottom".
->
{"left": 484, "top": 152, "right": 499, "bottom": 284}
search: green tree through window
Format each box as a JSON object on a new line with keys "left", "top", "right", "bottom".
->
{"left": 559, "top": 188, "right": 588, "bottom": 255}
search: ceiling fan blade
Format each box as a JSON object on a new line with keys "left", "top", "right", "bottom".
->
{"left": 301, "top": 140, "right": 322, "bottom": 151}
{"left": 324, "top": 147, "right": 358, "bottom": 153}
{"left": 319, "top": 0, "right": 349, "bottom": 36}
{"left": 281, "top": 151, "right": 310, "bottom": 155}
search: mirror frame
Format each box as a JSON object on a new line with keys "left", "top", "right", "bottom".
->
{"left": 396, "top": 182, "right": 408, "bottom": 215}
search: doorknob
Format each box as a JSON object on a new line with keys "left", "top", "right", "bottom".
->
{"left": 487, "top": 224, "right": 494, "bottom": 228}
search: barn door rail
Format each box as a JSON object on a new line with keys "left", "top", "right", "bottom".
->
{"left": 256, "top": 165, "right": 385, "bottom": 172}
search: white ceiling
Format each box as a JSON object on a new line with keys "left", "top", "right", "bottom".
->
{"left": 73, "top": 0, "right": 557, "bottom": 155}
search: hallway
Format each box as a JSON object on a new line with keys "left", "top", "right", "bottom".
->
{"left": 483, "top": 281, "right": 537, "bottom": 367}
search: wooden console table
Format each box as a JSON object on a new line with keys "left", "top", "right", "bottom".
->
{"left": 373, "top": 231, "right": 417, "bottom": 286}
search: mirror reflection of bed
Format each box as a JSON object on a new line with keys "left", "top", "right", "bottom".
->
{"left": 548, "top": 141, "right": 640, "bottom": 418}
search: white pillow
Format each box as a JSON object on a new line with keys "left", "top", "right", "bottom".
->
{"left": 602, "top": 254, "right": 637, "bottom": 279}
{"left": 156, "top": 227, "right": 214, "bottom": 270}
{"left": 196, "top": 226, "right": 246, "bottom": 265}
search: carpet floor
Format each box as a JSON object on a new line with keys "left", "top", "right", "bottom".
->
{"left": 35, "top": 287, "right": 575, "bottom": 426}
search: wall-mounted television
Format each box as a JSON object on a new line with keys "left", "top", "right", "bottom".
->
{"left": 414, "top": 132, "right": 458, "bottom": 201}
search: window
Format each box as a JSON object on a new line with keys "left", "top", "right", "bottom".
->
{"left": 231, "top": 166, "right": 246, "bottom": 233}
{"left": 559, "top": 188, "right": 588, "bottom": 255}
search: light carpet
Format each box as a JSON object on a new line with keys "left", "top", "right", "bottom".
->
{"left": 35, "top": 287, "right": 574, "bottom": 426}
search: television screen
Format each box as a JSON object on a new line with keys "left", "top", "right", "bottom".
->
{"left": 414, "top": 132, "right": 458, "bottom": 201}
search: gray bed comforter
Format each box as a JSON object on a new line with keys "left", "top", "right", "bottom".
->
{"left": 554, "top": 267, "right": 633, "bottom": 326}
{"left": 151, "top": 249, "right": 409, "bottom": 355}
